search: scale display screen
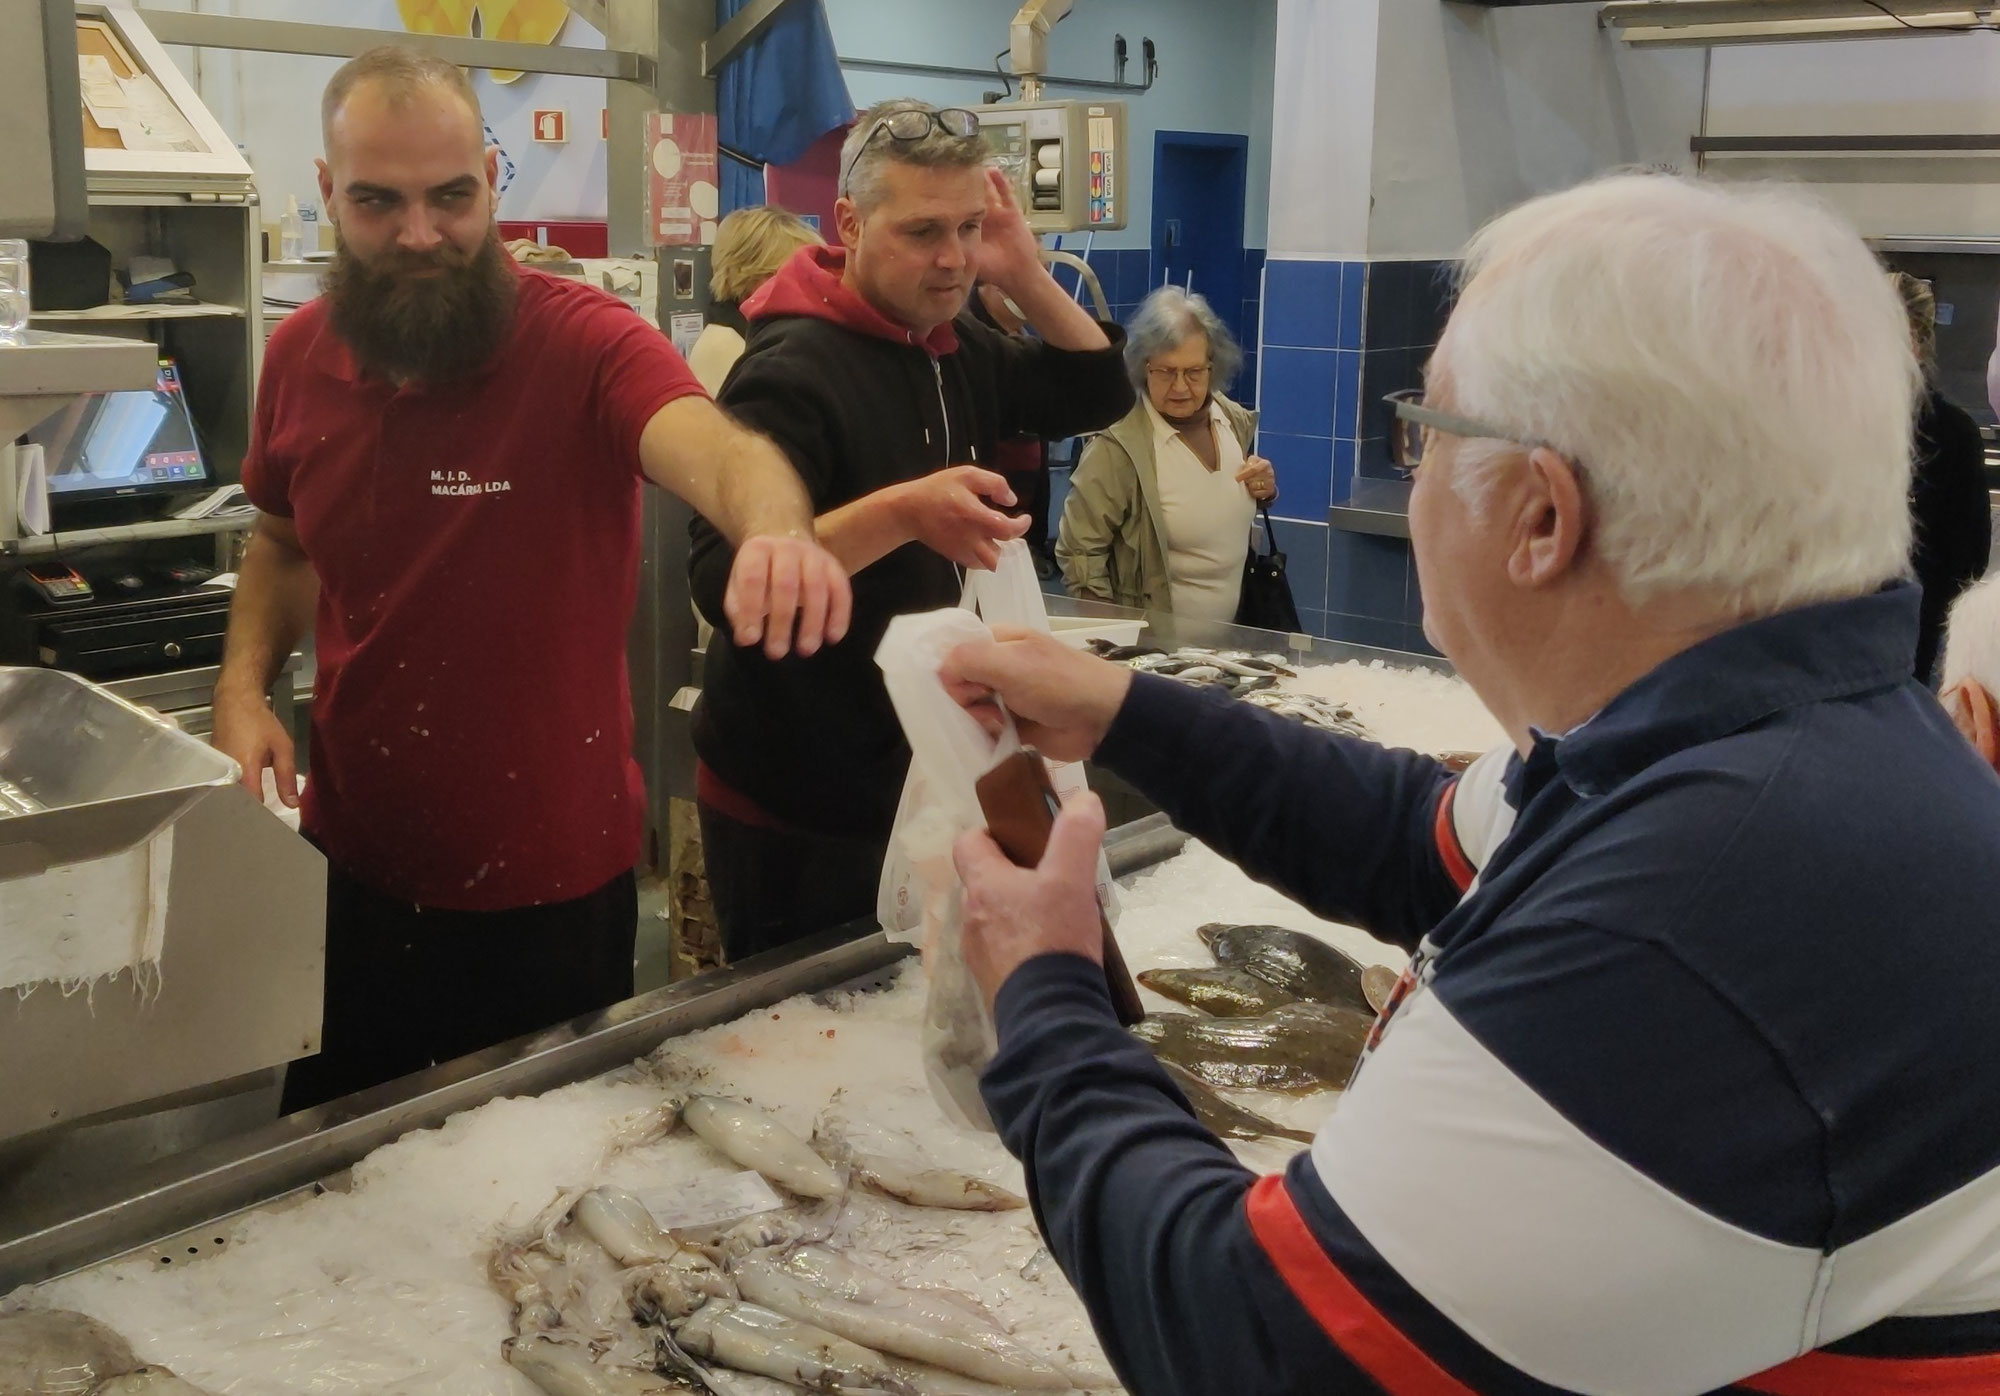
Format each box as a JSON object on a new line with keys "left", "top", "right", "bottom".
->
{"left": 29, "top": 356, "right": 207, "bottom": 501}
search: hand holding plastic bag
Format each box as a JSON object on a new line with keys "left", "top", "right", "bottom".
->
{"left": 875, "top": 607, "right": 1017, "bottom": 1130}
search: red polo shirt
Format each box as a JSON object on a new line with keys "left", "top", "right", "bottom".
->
{"left": 243, "top": 266, "right": 704, "bottom": 910}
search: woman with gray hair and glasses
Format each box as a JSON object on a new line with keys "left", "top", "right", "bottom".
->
{"left": 1056, "top": 286, "right": 1277, "bottom": 618}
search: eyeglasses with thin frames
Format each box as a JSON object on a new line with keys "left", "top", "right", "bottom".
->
{"left": 839, "top": 107, "right": 984, "bottom": 195}
{"left": 1146, "top": 364, "right": 1212, "bottom": 388}
{"left": 1383, "top": 388, "right": 1576, "bottom": 480}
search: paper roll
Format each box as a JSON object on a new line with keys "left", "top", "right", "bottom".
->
{"left": 16, "top": 442, "right": 48, "bottom": 535}
{"left": 1033, "top": 167, "right": 1061, "bottom": 190}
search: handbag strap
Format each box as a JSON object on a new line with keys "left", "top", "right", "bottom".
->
{"left": 1253, "top": 504, "right": 1281, "bottom": 560}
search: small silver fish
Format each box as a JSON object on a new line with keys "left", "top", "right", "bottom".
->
{"left": 732, "top": 1248, "right": 1070, "bottom": 1390}
{"left": 627, "top": 1250, "right": 739, "bottom": 1324}
{"left": 573, "top": 1187, "right": 686, "bottom": 1267}
{"left": 812, "top": 1125, "right": 1023, "bottom": 1212}
{"left": 673, "top": 1300, "right": 915, "bottom": 1396}
{"left": 682, "top": 1097, "right": 845, "bottom": 1201}
{"left": 504, "top": 1336, "right": 682, "bottom": 1396}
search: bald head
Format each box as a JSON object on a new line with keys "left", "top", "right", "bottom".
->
{"left": 321, "top": 47, "right": 482, "bottom": 157}
{"left": 315, "top": 46, "right": 499, "bottom": 278}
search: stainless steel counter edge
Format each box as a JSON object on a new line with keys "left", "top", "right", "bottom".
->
{"left": 0, "top": 928, "right": 911, "bottom": 1290}
{"left": 0, "top": 813, "right": 1190, "bottom": 1290}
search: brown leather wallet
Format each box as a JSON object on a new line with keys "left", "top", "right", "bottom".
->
{"left": 975, "top": 748, "right": 1146, "bottom": 1026}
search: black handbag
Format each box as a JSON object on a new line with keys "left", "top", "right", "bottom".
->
{"left": 1234, "top": 505, "right": 1302, "bottom": 634}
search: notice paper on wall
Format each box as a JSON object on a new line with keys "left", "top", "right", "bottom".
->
{"left": 112, "top": 74, "right": 202, "bottom": 153}
{"left": 79, "top": 53, "right": 203, "bottom": 155}
{"left": 668, "top": 311, "right": 704, "bottom": 359}
{"left": 648, "top": 112, "right": 720, "bottom": 248}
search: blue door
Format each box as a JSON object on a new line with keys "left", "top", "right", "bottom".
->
{"left": 1151, "top": 131, "right": 1250, "bottom": 353}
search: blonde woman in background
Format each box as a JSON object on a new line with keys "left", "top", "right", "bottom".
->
{"left": 687, "top": 206, "right": 824, "bottom": 395}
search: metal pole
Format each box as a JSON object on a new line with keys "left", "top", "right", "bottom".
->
{"left": 132, "top": 9, "right": 653, "bottom": 84}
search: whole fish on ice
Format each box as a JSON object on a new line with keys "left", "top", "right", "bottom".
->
{"left": 1138, "top": 967, "right": 1297, "bottom": 1017}
{"left": 1159, "top": 1060, "right": 1315, "bottom": 1143}
{"left": 1133, "top": 1001, "right": 1373, "bottom": 1093}
{"left": 811, "top": 1124, "right": 1024, "bottom": 1212}
{"left": 504, "top": 1335, "right": 681, "bottom": 1396}
{"left": 731, "top": 1247, "right": 1070, "bottom": 1390}
{"left": 1198, "top": 923, "right": 1372, "bottom": 1014}
{"left": 673, "top": 1300, "right": 915, "bottom": 1395}
{"left": 573, "top": 1186, "right": 691, "bottom": 1267}
{"left": 682, "top": 1097, "right": 846, "bottom": 1201}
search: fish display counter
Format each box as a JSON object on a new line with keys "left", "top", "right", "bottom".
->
{"left": 0, "top": 636, "right": 1503, "bottom": 1396}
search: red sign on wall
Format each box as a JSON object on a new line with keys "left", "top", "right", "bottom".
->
{"left": 647, "top": 112, "right": 720, "bottom": 247}
{"left": 531, "top": 109, "right": 566, "bottom": 144}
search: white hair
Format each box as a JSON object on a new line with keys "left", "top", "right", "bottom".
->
{"left": 1125, "top": 286, "right": 1244, "bottom": 396}
{"left": 1437, "top": 173, "right": 1919, "bottom": 617}
{"left": 1944, "top": 576, "right": 2000, "bottom": 694}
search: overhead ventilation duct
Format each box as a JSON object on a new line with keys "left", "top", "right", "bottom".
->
{"left": 1600, "top": 0, "right": 2000, "bottom": 45}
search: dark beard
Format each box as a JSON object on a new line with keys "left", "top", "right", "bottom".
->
{"left": 324, "top": 226, "right": 518, "bottom": 385}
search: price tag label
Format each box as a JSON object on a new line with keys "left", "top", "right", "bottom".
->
{"left": 634, "top": 1171, "right": 783, "bottom": 1231}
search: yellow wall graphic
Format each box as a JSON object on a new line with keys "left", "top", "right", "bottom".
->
{"left": 396, "top": 0, "right": 569, "bottom": 84}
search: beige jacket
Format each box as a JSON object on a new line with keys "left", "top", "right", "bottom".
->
{"left": 1057, "top": 393, "right": 1259, "bottom": 612}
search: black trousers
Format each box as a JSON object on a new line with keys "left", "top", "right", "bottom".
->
{"left": 280, "top": 862, "right": 637, "bottom": 1115}
{"left": 698, "top": 801, "right": 886, "bottom": 963}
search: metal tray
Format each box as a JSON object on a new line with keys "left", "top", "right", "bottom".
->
{"left": 0, "top": 665, "right": 239, "bottom": 878}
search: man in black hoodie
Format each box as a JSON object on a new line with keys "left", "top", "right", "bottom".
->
{"left": 690, "top": 98, "right": 1135, "bottom": 959}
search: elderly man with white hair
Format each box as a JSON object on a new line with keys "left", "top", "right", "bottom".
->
{"left": 1942, "top": 574, "right": 2000, "bottom": 771}
{"left": 941, "top": 173, "right": 2000, "bottom": 1396}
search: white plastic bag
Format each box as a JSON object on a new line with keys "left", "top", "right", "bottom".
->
{"left": 873, "top": 542, "right": 1122, "bottom": 1132}
{"left": 875, "top": 607, "right": 1016, "bottom": 1130}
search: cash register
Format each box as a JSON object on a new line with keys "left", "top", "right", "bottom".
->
{"left": 2, "top": 356, "right": 235, "bottom": 677}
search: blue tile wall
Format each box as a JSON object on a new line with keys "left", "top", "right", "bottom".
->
{"left": 1261, "top": 433, "right": 1335, "bottom": 522}
{"left": 1257, "top": 255, "right": 1461, "bottom": 647}
{"left": 1333, "top": 349, "right": 1362, "bottom": 442}
{"left": 1332, "top": 438, "right": 1357, "bottom": 503}
{"left": 1401, "top": 549, "right": 1428, "bottom": 625}
{"left": 1327, "top": 530, "right": 1409, "bottom": 621}
{"left": 1337, "top": 266, "right": 1365, "bottom": 351}
{"left": 1262, "top": 261, "right": 1345, "bottom": 349}
{"left": 1320, "top": 613, "right": 1410, "bottom": 652}
{"left": 1267, "top": 518, "right": 1330, "bottom": 614}
{"left": 1258, "top": 348, "right": 1337, "bottom": 438}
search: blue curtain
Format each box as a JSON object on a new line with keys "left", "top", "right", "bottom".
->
{"left": 715, "top": 0, "right": 853, "bottom": 215}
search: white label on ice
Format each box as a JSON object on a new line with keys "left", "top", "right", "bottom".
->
{"left": 636, "top": 1171, "right": 783, "bottom": 1231}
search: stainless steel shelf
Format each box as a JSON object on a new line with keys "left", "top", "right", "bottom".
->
{"left": 1328, "top": 477, "right": 1413, "bottom": 539}
{"left": 31, "top": 303, "right": 247, "bottom": 322}
{"left": 2, "top": 514, "right": 254, "bottom": 559}
{"left": 0, "top": 331, "right": 160, "bottom": 439}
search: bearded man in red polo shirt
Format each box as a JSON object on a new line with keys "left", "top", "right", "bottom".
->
{"left": 213, "top": 47, "right": 850, "bottom": 1113}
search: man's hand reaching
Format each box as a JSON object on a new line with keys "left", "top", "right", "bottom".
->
{"left": 724, "top": 534, "right": 853, "bottom": 660}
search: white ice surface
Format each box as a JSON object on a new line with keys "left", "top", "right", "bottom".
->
{"left": 10, "top": 658, "right": 1502, "bottom": 1392}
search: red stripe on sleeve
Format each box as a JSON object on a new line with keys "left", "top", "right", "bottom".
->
{"left": 1743, "top": 1348, "right": 2000, "bottom": 1395}
{"left": 1244, "top": 1173, "right": 1478, "bottom": 1396}
{"left": 1433, "top": 779, "right": 1477, "bottom": 893}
